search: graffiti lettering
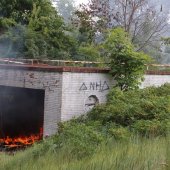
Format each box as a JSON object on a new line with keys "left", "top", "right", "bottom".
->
{"left": 79, "top": 81, "right": 109, "bottom": 92}
{"left": 79, "top": 83, "right": 88, "bottom": 91}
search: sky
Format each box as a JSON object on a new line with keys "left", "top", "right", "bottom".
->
{"left": 75, "top": 0, "right": 170, "bottom": 19}
{"left": 75, "top": 0, "right": 88, "bottom": 6}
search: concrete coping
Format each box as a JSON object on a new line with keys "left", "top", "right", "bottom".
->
{"left": 0, "top": 64, "right": 170, "bottom": 75}
{"left": 0, "top": 64, "right": 110, "bottom": 73}
{"left": 146, "top": 70, "right": 170, "bottom": 75}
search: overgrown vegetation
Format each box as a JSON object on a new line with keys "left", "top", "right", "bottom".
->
{"left": 74, "top": 0, "right": 169, "bottom": 62}
{"left": 1, "top": 136, "right": 169, "bottom": 170}
{"left": 103, "top": 28, "right": 150, "bottom": 90}
{"left": 89, "top": 84, "right": 170, "bottom": 137}
{"left": 0, "top": 84, "right": 170, "bottom": 169}
{"left": 0, "top": 0, "right": 77, "bottom": 59}
{"left": 0, "top": 0, "right": 169, "bottom": 63}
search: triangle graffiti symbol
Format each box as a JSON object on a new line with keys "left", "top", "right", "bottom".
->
{"left": 102, "top": 81, "right": 109, "bottom": 91}
{"left": 79, "top": 83, "right": 88, "bottom": 91}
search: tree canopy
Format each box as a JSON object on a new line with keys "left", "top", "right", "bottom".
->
{"left": 0, "top": 0, "right": 77, "bottom": 59}
{"left": 103, "top": 28, "right": 150, "bottom": 90}
{"left": 75, "top": 0, "right": 168, "bottom": 62}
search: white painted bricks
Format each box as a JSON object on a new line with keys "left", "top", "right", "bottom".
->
{"left": 0, "top": 68, "right": 62, "bottom": 137}
{"left": 61, "top": 72, "right": 114, "bottom": 121}
{"left": 0, "top": 65, "right": 170, "bottom": 136}
{"left": 141, "top": 75, "right": 170, "bottom": 88}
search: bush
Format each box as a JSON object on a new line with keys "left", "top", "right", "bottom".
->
{"left": 103, "top": 28, "right": 150, "bottom": 90}
{"left": 108, "top": 126, "right": 131, "bottom": 140}
{"left": 87, "top": 84, "right": 170, "bottom": 136}
{"left": 53, "top": 121, "right": 105, "bottom": 158}
{"left": 132, "top": 120, "right": 169, "bottom": 137}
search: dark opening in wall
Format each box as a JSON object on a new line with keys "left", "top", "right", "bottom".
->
{"left": 0, "top": 86, "right": 45, "bottom": 147}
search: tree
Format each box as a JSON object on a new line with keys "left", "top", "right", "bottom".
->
{"left": 0, "top": 0, "right": 77, "bottom": 59}
{"left": 76, "top": 0, "right": 168, "bottom": 53}
{"left": 0, "top": 0, "right": 41, "bottom": 25}
{"left": 162, "top": 37, "right": 170, "bottom": 45}
{"left": 103, "top": 28, "right": 150, "bottom": 90}
{"left": 160, "top": 37, "right": 170, "bottom": 64}
{"left": 73, "top": 10, "right": 97, "bottom": 44}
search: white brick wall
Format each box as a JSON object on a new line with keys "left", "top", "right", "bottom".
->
{"left": 0, "top": 68, "right": 62, "bottom": 137}
{"left": 61, "top": 72, "right": 114, "bottom": 121}
{"left": 61, "top": 73, "right": 170, "bottom": 121}
{"left": 141, "top": 75, "right": 170, "bottom": 88}
{"left": 0, "top": 66, "right": 170, "bottom": 136}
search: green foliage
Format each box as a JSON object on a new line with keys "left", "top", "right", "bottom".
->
{"left": 77, "top": 44, "right": 102, "bottom": 61}
{"left": 54, "top": 121, "right": 104, "bottom": 158}
{"left": 132, "top": 119, "right": 168, "bottom": 137}
{"left": 108, "top": 126, "right": 131, "bottom": 140}
{"left": 103, "top": 28, "right": 150, "bottom": 90}
{"left": 88, "top": 84, "right": 170, "bottom": 136}
{"left": 0, "top": 0, "right": 77, "bottom": 59}
{"left": 27, "top": 12, "right": 77, "bottom": 59}
{"left": 0, "top": 0, "right": 34, "bottom": 24}
{"left": 162, "top": 37, "right": 170, "bottom": 45}
{"left": 0, "top": 18, "right": 16, "bottom": 31}
{"left": 1, "top": 136, "right": 169, "bottom": 170}
{"left": 73, "top": 10, "right": 96, "bottom": 44}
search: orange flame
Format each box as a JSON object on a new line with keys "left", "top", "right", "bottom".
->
{"left": 0, "top": 128, "right": 43, "bottom": 148}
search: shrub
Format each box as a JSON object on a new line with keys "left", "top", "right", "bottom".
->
{"left": 88, "top": 84, "right": 170, "bottom": 136}
{"left": 108, "top": 126, "right": 131, "bottom": 140}
{"left": 103, "top": 28, "right": 150, "bottom": 90}
{"left": 53, "top": 121, "right": 105, "bottom": 158}
{"left": 132, "top": 120, "right": 169, "bottom": 137}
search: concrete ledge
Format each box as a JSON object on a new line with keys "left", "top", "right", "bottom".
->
{"left": 146, "top": 70, "right": 170, "bottom": 75}
{"left": 1, "top": 64, "right": 170, "bottom": 75}
{"left": 0, "top": 64, "right": 110, "bottom": 73}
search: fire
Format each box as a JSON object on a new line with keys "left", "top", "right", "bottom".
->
{"left": 0, "top": 128, "right": 43, "bottom": 148}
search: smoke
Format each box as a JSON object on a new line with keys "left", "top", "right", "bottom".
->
{"left": 0, "top": 25, "right": 26, "bottom": 58}
{"left": 0, "top": 37, "right": 12, "bottom": 57}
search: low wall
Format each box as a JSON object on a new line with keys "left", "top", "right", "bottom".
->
{"left": 141, "top": 71, "right": 170, "bottom": 88}
{"left": 0, "top": 64, "right": 169, "bottom": 136}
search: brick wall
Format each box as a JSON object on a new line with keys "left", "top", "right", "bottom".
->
{"left": 0, "top": 65, "right": 170, "bottom": 136}
{"left": 0, "top": 68, "right": 62, "bottom": 137}
{"left": 61, "top": 72, "right": 114, "bottom": 121}
{"left": 141, "top": 75, "right": 170, "bottom": 88}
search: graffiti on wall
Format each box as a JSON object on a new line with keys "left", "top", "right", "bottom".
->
{"left": 79, "top": 81, "right": 109, "bottom": 92}
{"left": 0, "top": 71, "right": 59, "bottom": 92}
{"left": 84, "top": 95, "right": 99, "bottom": 112}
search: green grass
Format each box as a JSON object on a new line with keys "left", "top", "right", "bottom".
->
{"left": 0, "top": 136, "right": 169, "bottom": 170}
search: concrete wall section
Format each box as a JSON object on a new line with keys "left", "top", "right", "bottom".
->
{"left": 61, "top": 72, "right": 114, "bottom": 121}
{"left": 1, "top": 65, "right": 170, "bottom": 136}
{"left": 43, "top": 73, "right": 63, "bottom": 136}
{"left": 0, "top": 68, "right": 62, "bottom": 137}
{"left": 141, "top": 75, "right": 170, "bottom": 88}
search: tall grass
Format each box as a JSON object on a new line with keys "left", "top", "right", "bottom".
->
{"left": 0, "top": 136, "right": 169, "bottom": 170}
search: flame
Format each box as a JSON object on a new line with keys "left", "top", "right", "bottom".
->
{"left": 0, "top": 128, "right": 43, "bottom": 148}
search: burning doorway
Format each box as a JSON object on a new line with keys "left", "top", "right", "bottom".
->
{"left": 0, "top": 86, "right": 45, "bottom": 148}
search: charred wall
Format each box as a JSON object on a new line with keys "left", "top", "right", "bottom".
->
{"left": 0, "top": 67, "right": 63, "bottom": 137}
{"left": 0, "top": 86, "right": 44, "bottom": 138}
